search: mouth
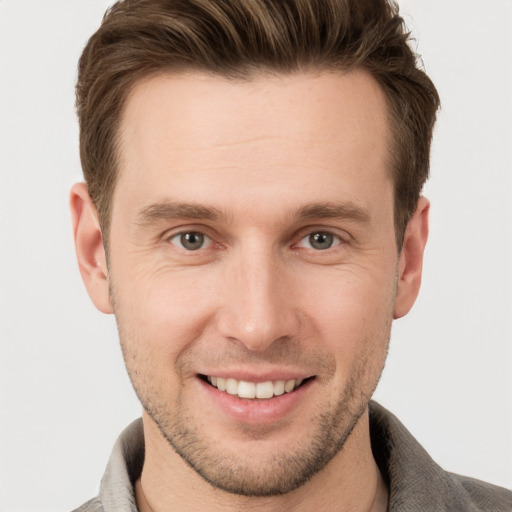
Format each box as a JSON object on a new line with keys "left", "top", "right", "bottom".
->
{"left": 199, "top": 374, "right": 314, "bottom": 400}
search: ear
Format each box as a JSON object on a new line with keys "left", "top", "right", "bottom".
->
{"left": 70, "top": 183, "right": 113, "bottom": 314}
{"left": 393, "top": 196, "right": 429, "bottom": 319}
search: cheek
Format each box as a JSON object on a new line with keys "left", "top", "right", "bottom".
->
{"left": 111, "top": 265, "right": 220, "bottom": 362}
{"left": 299, "top": 266, "right": 396, "bottom": 356}
{"left": 111, "top": 274, "right": 212, "bottom": 406}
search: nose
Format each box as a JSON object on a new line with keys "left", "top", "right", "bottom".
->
{"left": 217, "top": 245, "right": 299, "bottom": 352}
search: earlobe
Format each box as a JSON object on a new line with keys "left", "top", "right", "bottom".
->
{"left": 70, "top": 183, "right": 113, "bottom": 314}
{"left": 393, "top": 196, "right": 430, "bottom": 319}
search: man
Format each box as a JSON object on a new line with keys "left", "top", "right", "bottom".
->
{"left": 69, "top": 0, "right": 512, "bottom": 510}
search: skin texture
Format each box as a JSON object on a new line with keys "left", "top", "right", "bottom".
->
{"left": 71, "top": 70, "right": 429, "bottom": 511}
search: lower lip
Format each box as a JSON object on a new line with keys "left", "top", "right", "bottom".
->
{"left": 198, "top": 377, "right": 313, "bottom": 424}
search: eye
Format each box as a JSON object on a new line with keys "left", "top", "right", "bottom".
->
{"left": 168, "top": 231, "right": 211, "bottom": 251}
{"left": 297, "top": 231, "right": 342, "bottom": 250}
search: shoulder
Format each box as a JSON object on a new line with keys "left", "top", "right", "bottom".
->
{"left": 71, "top": 496, "right": 103, "bottom": 512}
{"left": 447, "top": 472, "right": 512, "bottom": 512}
{"left": 368, "top": 401, "right": 512, "bottom": 511}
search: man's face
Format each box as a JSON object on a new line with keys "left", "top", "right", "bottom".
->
{"left": 106, "top": 70, "right": 400, "bottom": 495}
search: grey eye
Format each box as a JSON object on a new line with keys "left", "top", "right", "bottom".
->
{"left": 169, "top": 231, "right": 209, "bottom": 250}
{"left": 308, "top": 232, "right": 334, "bottom": 250}
{"left": 296, "top": 230, "right": 342, "bottom": 251}
{"left": 180, "top": 232, "right": 204, "bottom": 250}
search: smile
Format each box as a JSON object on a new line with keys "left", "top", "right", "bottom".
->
{"left": 203, "top": 375, "right": 311, "bottom": 399}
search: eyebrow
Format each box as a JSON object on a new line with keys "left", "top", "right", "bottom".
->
{"left": 136, "top": 201, "right": 229, "bottom": 225}
{"left": 136, "top": 199, "right": 370, "bottom": 226}
{"left": 295, "top": 202, "right": 371, "bottom": 224}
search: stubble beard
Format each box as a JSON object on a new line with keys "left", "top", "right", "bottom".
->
{"left": 117, "top": 329, "right": 390, "bottom": 498}
{"left": 110, "top": 272, "right": 393, "bottom": 497}
{"left": 149, "top": 363, "right": 380, "bottom": 497}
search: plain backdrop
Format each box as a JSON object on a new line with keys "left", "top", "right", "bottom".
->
{"left": 0, "top": 1, "right": 511, "bottom": 510}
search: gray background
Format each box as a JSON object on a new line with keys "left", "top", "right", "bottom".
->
{"left": 1, "top": 1, "right": 511, "bottom": 510}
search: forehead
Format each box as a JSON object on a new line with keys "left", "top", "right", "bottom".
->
{"left": 114, "top": 70, "right": 392, "bottom": 219}
{"left": 120, "top": 69, "right": 389, "bottom": 153}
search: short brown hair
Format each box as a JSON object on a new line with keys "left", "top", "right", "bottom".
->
{"left": 76, "top": 0, "right": 440, "bottom": 247}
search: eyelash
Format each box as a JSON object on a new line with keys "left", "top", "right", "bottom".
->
{"left": 165, "top": 227, "right": 347, "bottom": 253}
{"left": 167, "top": 231, "right": 214, "bottom": 251}
{"left": 295, "top": 230, "right": 343, "bottom": 251}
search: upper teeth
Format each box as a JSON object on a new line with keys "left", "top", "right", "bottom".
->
{"left": 207, "top": 376, "right": 304, "bottom": 399}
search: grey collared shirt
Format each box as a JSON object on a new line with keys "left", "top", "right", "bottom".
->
{"left": 72, "top": 402, "right": 512, "bottom": 511}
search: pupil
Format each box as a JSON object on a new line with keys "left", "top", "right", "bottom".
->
{"left": 310, "top": 232, "right": 333, "bottom": 250}
{"left": 181, "top": 232, "right": 204, "bottom": 250}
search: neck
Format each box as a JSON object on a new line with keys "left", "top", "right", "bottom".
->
{"left": 135, "top": 410, "right": 388, "bottom": 512}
